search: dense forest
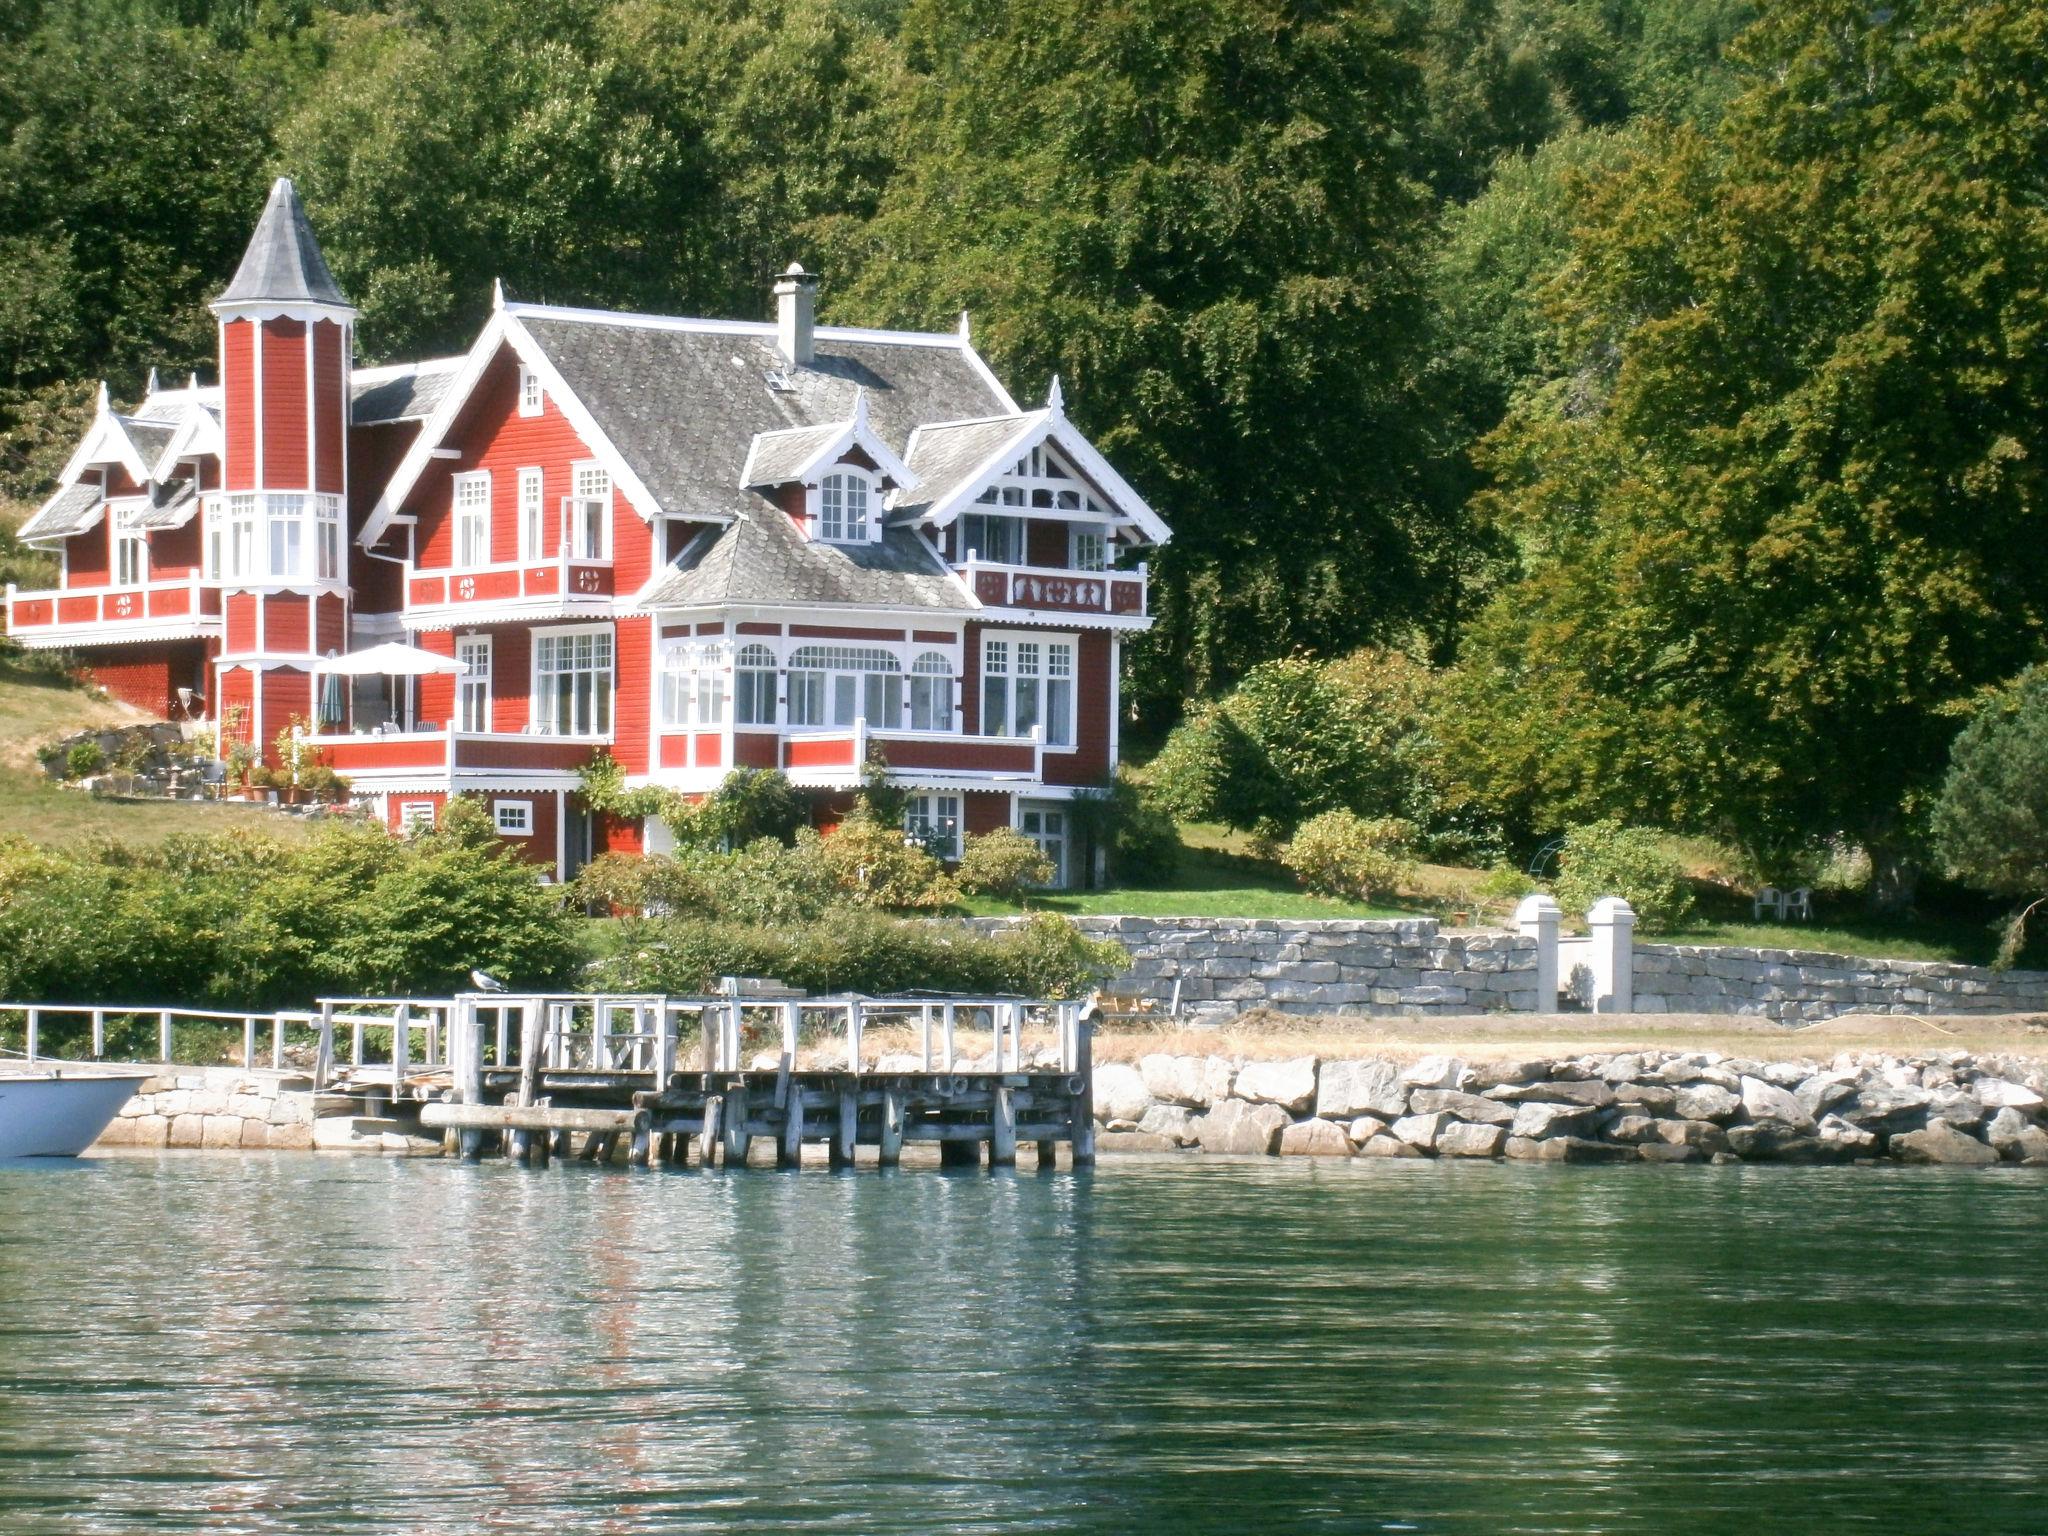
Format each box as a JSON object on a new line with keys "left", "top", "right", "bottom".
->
{"left": 2, "top": 0, "right": 2043, "bottom": 901}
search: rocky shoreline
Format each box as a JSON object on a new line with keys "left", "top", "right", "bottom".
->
{"left": 1093, "top": 1049, "right": 2048, "bottom": 1166}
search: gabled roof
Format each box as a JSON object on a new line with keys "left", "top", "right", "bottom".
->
{"left": 890, "top": 415, "right": 1038, "bottom": 523}
{"left": 739, "top": 390, "right": 918, "bottom": 491}
{"left": 632, "top": 511, "right": 972, "bottom": 614}
{"left": 351, "top": 359, "right": 462, "bottom": 424}
{"left": 214, "top": 177, "right": 350, "bottom": 309}
{"left": 16, "top": 482, "right": 103, "bottom": 543}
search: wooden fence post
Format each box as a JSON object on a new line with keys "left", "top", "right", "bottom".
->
{"left": 1070, "top": 1004, "right": 1096, "bottom": 1166}
{"left": 455, "top": 999, "right": 484, "bottom": 1162}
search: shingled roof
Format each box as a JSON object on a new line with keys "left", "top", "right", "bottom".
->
{"left": 16, "top": 482, "right": 104, "bottom": 543}
{"left": 215, "top": 178, "right": 349, "bottom": 308}
{"left": 130, "top": 478, "right": 200, "bottom": 530}
{"left": 635, "top": 510, "right": 972, "bottom": 614}
{"left": 352, "top": 360, "right": 461, "bottom": 424}
{"left": 516, "top": 315, "right": 1012, "bottom": 524}
{"left": 890, "top": 414, "right": 1037, "bottom": 523}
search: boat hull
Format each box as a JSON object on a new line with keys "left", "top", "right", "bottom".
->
{"left": 0, "top": 1072, "right": 152, "bottom": 1158}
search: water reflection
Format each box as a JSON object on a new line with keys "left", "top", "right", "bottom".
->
{"left": 0, "top": 1155, "right": 2045, "bottom": 1533}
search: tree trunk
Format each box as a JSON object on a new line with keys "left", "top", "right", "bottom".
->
{"left": 1865, "top": 843, "right": 1920, "bottom": 915}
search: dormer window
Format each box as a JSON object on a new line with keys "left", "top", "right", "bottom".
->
{"left": 817, "top": 472, "right": 873, "bottom": 543}
{"left": 518, "top": 366, "right": 543, "bottom": 417}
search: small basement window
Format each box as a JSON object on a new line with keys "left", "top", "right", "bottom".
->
{"left": 494, "top": 799, "right": 533, "bottom": 836}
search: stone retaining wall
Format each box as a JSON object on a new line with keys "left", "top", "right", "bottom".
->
{"left": 91, "top": 1066, "right": 316, "bottom": 1150}
{"left": 1634, "top": 943, "right": 2048, "bottom": 1022}
{"left": 1094, "top": 1048, "right": 2048, "bottom": 1166}
{"left": 965, "top": 917, "right": 1539, "bottom": 1015}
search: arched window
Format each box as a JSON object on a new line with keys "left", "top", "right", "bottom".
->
{"left": 909, "top": 651, "right": 953, "bottom": 732}
{"left": 817, "top": 472, "right": 871, "bottom": 542}
{"left": 787, "top": 644, "right": 900, "bottom": 728}
{"left": 734, "top": 642, "right": 776, "bottom": 726}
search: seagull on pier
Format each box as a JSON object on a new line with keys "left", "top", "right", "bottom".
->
{"left": 470, "top": 969, "right": 508, "bottom": 993}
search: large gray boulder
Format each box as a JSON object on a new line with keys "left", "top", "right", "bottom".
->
{"left": 1470, "top": 1056, "right": 1550, "bottom": 1089}
{"left": 1401, "top": 1054, "right": 1470, "bottom": 1090}
{"left": 1985, "top": 1107, "right": 2047, "bottom": 1161}
{"left": 1672, "top": 1083, "right": 1742, "bottom": 1123}
{"left": 1511, "top": 1101, "right": 1603, "bottom": 1140}
{"left": 1278, "top": 1117, "right": 1354, "bottom": 1157}
{"left": 1654, "top": 1118, "right": 1731, "bottom": 1154}
{"left": 1794, "top": 1071, "right": 1859, "bottom": 1119}
{"left": 1613, "top": 1082, "right": 1679, "bottom": 1115}
{"left": 1233, "top": 1057, "right": 1319, "bottom": 1114}
{"left": 1406, "top": 1089, "right": 1515, "bottom": 1126}
{"left": 1740, "top": 1076, "right": 1816, "bottom": 1130}
{"left": 1316, "top": 1059, "right": 1409, "bottom": 1119}
{"left": 1890, "top": 1120, "right": 1997, "bottom": 1166}
{"left": 1816, "top": 1114, "right": 1879, "bottom": 1158}
{"left": 1142, "top": 1053, "right": 1236, "bottom": 1109}
{"left": 1390, "top": 1111, "right": 1450, "bottom": 1151}
{"left": 1927, "top": 1087, "right": 1987, "bottom": 1128}
{"left": 1726, "top": 1123, "right": 1823, "bottom": 1162}
{"left": 1136, "top": 1104, "right": 1201, "bottom": 1146}
{"left": 1636, "top": 1142, "right": 1704, "bottom": 1164}
{"left": 1094, "top": 1063, "right": 1153, "bottom": 1126}
{"left": 1843, "top": 1082, "right": 1933, "bottom": 1134}
{"left": 1358, "top": 1133, "right": 1424, "bottom": 1158}
{"left": 1487, "top": 1078, "right": 1616, "bottom": 1109}
{"left": 1435, "top": 1121, "right": 1506, "bottom": 1158}
{"left": 1604, "top": 1114, "right": 1662, "bottom": 1145}
{"left": 1346, "top": 1115, "right": 1391, "bottom": 1145}
{"left": 1193, "top": 1099, "right": 1291, "bottom": 1156}
{"left": 1975, "top": 1077, "right": 2046, "bottom": 1111}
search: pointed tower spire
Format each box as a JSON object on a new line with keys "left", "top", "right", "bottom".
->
{"left": 214, "top": 177, "right": 349, "bottom": 309}
{"left": 958, "top": 309, "right": 972, "bottom": 341}
{"left": 1047, "top": 375, "right": 1065, "bottom": 416}
{"left": 188, "top": 371, "right": 200, "bottom": 392}
{"left": 96, "top": 380, "right": 110, "bottom": 414}
{"left": 146, "top": 366, "right": 160, "bottom": 395}
{"left": 493, "top": 277, "right": 505, "bottom": 311}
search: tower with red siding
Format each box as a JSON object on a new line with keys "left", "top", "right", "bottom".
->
{"left": 209, "top": 177, "right": 355, "bottom": 763}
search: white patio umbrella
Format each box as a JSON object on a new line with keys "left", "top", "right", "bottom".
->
{"left": 313, "top": 643, "right": 468, "bottom": 732}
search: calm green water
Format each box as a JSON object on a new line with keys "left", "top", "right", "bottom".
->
{"left": 2, "top": 1155, "right": 2046, "bottom": 1534}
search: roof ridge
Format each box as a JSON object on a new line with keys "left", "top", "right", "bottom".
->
{"left": 509, "top": 301, "right": 966, "bottom": 349}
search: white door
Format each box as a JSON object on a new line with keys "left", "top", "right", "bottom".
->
{"left": 1018, "top": 803, "right": 1069, "bottom": 889}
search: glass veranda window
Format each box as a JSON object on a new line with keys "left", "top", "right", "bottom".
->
{"left": 267, "top": 493, "right": 306, "bottom": 578}
{"left": 113, "top": 504, "right": 147, "bottom": 586}
{"left": 535, "top": 628, "right": 613, "bottom": 737}
{"left": 660, "top": 647, "right": 726, "bottom": 729}
{"left": 960, "top": 509, "right": 1022, "bottom": 564}
{"left": 787, "top": 645, "right": 901, "bottom": 728}
{"left": 733, "top": 643, "right": 777, "bottom": 726}
{"left": 981, "top": 636, "right": 1074, "bottom": 745}
{"left": 909, "top": 651, "right": 954, "bottom": 731}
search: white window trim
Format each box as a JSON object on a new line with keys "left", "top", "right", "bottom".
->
{"left": 904, "top": 793, "right": 962, "bottom": 861}
{"left": 979, "top": 628, "right": 1079, "bottom": 747}
{"left": 517, "top": 466, "right": 547, "bottom": 561}
{"left": 1069, "top": 524, "right": 1109, "bottom": 572}
{"left": 808, "top": 468, "right": 882, "bottom": 545}
{"left": 564, "top": 460, "right": 611, "bottom": 561}
{"left": 518, "top": 366, "right": 543, "bottom": 418}
{"left": 456, "top": 633, "right": 493, "bottom": 733}
{"left": 110, "top": 499, "right": 149, "bottom": 588}
{"left": 528, "top": 622, "right": 615, "bottom": 738}
{"left": 398, "top": 800, "right": 437, "bottom": 833}
{"left": 452, "top": 470, "right": 492, "bottom": 569}
{"left": 494, "top": 798, "right": 534, "bottom": 836}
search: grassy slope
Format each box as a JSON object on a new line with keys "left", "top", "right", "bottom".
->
{"left": 0, "top": 668, "right": 291, "bottom": 846}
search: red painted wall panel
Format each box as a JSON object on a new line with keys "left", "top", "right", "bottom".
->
{"left": 64, "top": 526, "right": 108, "bottom": 587}
{"left": 611, "top": 616, "right": 650, "bottom": 772}
{"left": 223, "top": 320, "right": 256, "bottom": 490}
{"left": 416, "top": 628, "right": 457, "bottom": 725}
{"left": 733, "top": 732, "right": 779, "bottom": 768}
{"left": 261, "top": 667, "right": 313, "bottom": 763}
{"left": 1043, "top": 629, "right": 1112, "bottom": 785}
{"left": 219, "top": 667, "right": 256, "bottom": 748}
{"left": 87, "top": 649, "right": 175, "bottom": 717}
{"left": 315, "top": 594, "right": 347, "bottom": 655}
{"left": 150, "top": 515, "right": 201, "bottom": 578}
{"left": 225, "top": 593, "right": 258, "bottom": 653}
{"left": 964, "top": 791, "right": 1011, "bottom": 837}
{"left": 1027, "top": 519, "right": 1068, "bottom": 568}
{"left": 789, "top": 624, "right": 904, "bottom": 642}
{"left": 263, "top": 592, "right": 311, "bottom": 654}
{"left": 487, "top": 624, "right": 532, "bottom": 733}
{"left": 260, "top": 318, "right": 308, "bottom": 488}
{"left": 314, "top": 320, "right": 346, "bottom": 495}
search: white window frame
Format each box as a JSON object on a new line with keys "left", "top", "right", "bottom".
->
{"left": 733, "top": 642, "right": 777, "bottom": 726}
{"left": 493, "top": 798, "right": 533, "bottom": 837}
{"left": 980, "top": 629, "right": 1077, "bottom": 747}
{"left": 659, "top": 644, "right": 727, "bottom": 730}
{"left": 564, "top": 461, "right": 610, "bottom": 560}
{"left": 959, "top": 510, "right": 1022, "bottom": 565}
{"left": 518, "top": 366, "right": 543, "bottom": 417}
{"left": 266, "top": 492, "right": 306, "bottom": 579}
{"left": 517, "top": 467, "right": 547, "bottom": 561}
{"left": 904, "top": 793, "right": 962, "bottom": 860}
{"left": 531, "top": 624, "right": 614, "bottom": 738}
{"left": 398, "top": 800, "right": 437, "bottom": 834}
{"left": 813, "top": 470, "right": 877, "bottom": 544}
{"left": 1069, "top": 525, "right": 1108, "bottom": 572}
{"left": 227, "top": 494, "right": 258, "bottom": 581}
{"left": 908, "top": 651, "right": 955, "bottom": 732}
{"left": 317, "top": 494, "right": 343, "bottom": 581}
{"left": 111, "top": 500, "right": 148, "bottom": 587}
{"left": 453, "top": 471, "right": 492, "bottom": 569}
{"left": 456, "top": 634, "right": 492, "bottom": 733}
{"left": 787, "top": 644, "right": 902, "bottom": 728}
{"left": 1017, "top": 801, "right": 1069, "bottom": 888}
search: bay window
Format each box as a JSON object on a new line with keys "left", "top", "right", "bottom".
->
{"left": 980, "top": 632, "right": 1075, "bottom": 746}
{"left": 909, "top": 651, "right": 954, "bottom": 731}
{"left": 533, "top": 626, "right": 613, "bottom": 737}
{"left": 267, "top": 493, "right": 305, "bottom": 578}
{"left": 904, "top": 793, "right": 962, "bottom": 860}
{"left": 787, "top": 644, "right": 901, "bottom": 728}
{"left": 733, "top": 643, "right": 777, "bottom": 725}
{"left": 453, "top": 472, "right": 491, "bottom": 568}
{"left": 660, "top": 645, "right": 725, "bottom": 729}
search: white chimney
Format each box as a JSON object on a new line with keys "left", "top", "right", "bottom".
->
{"left": 773, "top": 262, "right": 816, "bottom": 367}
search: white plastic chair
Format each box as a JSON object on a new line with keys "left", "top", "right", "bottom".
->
{"left": 1782, "top": 887, "right": 1813, "bottom": 922}
{"left": 1752, "top": 886, "right": 1783, "bottom": 920}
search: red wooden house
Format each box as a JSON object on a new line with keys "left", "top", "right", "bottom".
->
{"left": 6, "top": 180, "right": 1169, "bottom": 884}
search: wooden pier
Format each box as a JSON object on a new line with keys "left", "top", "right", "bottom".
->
{"left": 330, "top": 989, "right": 1098, "bottom": 1170}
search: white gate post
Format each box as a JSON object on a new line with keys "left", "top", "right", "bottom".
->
{"left": 1587, "top": 896, "right": 1636, "bottom": 1014}
{"left": 1514, "top": 894, "right": 1562, "bottom": 1012}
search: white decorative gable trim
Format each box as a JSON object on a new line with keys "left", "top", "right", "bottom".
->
{"left": 738, "top": 389, "right": 919, "bottom": 492}
{"left": 59, "top": 385, "right": 151, "bottom": 487}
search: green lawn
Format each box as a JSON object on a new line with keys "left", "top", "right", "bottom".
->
{"left": 1661, "top": 916, "right": 2009, "bottom": 968}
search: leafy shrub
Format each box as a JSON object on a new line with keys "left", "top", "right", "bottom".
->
{"left": 571, "top": 851, "right": 709, "bottom": 915}
{"left": 579, "top": 758, "right": 808, "bottom": 850}
{"left": 818, "top": 811, "right": 960, "bottom": 909}
{"left": 1474, "top": 862, "right": 1538, "bottom": 917}
{"left": 678, "top": 834, "right": 842, "bottom": 925}
{"left": 1279, "top": 811, "right": 1417, "bottom": 903}
{"left": 1552, "top": 820, "right": 1695, "bottom": 933}
{"left": 64, "top": 740, "right": 103, "bottom": 779}
{"left": 955, "top": 827, "right": 1055, "bottom": 897}
{"left": 590, "top": 911, "right": 1125, "bottom": 1000}
{"left": 1070, "top": 770, "right": 1182, "bottom": 886}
